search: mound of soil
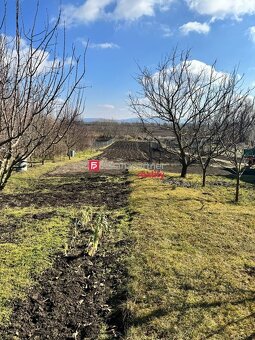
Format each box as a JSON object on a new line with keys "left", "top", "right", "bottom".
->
{"left": 99, "top": 140, "right": 176, "bottom": 162}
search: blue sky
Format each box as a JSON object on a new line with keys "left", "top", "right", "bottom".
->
{"left": 4, "top": 0, "right": 255, "bottom": 119}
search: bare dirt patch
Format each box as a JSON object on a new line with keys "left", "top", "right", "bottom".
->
{"left": 98, "top": 141, "right": 239, "bottom": 177}
{"left": 99, "top": 140, "right": 174, "bottom": 162}
{"left": 1, "top": 221, "right": 129, "bottom": 339}
{"left": 0, "top": 160, "right": 131, "bottom": 339}
{"left": 0, "top": 164, "right": 130, "bottom": 211}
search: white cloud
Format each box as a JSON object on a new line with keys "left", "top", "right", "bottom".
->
{"left": 114, "top": 0, "right": 171, "bottom": 21}
{"left": 180, "top": 21, "right": 210, "bottom": 35}
{"left": 184, "top": 60, "right": 228, "bottom": 80}
{"left": 150, "top": 60, "right": 230, "bottom": 90}
{"left": 89, "top": 42, "right": 120, "bottom": 49}
{"left": 248, "top": 26, "right": 255, "bottom": 43}
{"left": 1, "top": 35, "right": 62, "bottom": 75}
{"left": 62, "top": 0, "right": 174, "bottom": 25}
{"left": 160, "top": 24, "right": 172, "bottom": 37}
{"left": 99, "top": 104, "right": 115, "bottom": 109}
{"left": 186, "top": 0, "right": 255, "bottom": 20}
{"left": 61, "top": 0, "right": 113, "bottom": 26}
{"left": 114, "top": 0, "right": 154, "bottom": 20}
{"left": 143, "top": 60, "right": 233, "bottom": 119}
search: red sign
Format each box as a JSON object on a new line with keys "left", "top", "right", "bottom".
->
{"left": 138, "top": 170, "right": 164, "bottom": 180}
{"left": 88, "top": 160, "right": 100, "bottom": 172}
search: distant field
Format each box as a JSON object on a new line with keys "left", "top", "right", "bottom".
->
{"left": 99, "top": 140, "right": 175, "bottom": 162}
{"left": 99, "top": 140, "right": 248, "bottom": 178}
{"left": 126, "top": 172, "right": 255, "bottom": 339}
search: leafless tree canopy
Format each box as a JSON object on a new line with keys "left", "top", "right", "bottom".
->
{"left": 130, "top": 49, "right": 255, "bottom": 180}
{"left": 219, "top": 97, "right": 255, "bottom": 201}
{"left": 0, "top": 0, "right": 86, "bottom": 189}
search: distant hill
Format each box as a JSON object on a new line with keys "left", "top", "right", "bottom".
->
{"left": 84, "top": 117, "right": 140, "bottom": 123}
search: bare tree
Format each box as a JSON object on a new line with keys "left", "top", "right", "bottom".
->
{"left": 219, "top": 98, "right": 255, "bottom": 202}
{"left": 130, "top": 49, "right": 246, "bottom": 178}
{"left": 0, "top": 0, "right": 86, "bottom": 190}
{"left": 192, "top": 72, "right": 249, "bottom": 187}
{"left": 63, "top": 119, "right": 90, "bottom": 159}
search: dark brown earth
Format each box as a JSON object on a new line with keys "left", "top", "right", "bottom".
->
{"left": 0, "top": 223, "right": 130, "bottom": 339}
{"left": 99, "top": 141, "right": 255, "bottom": 182}
{"left": 98, "top": 141, "right": 232, "bottom": 177}
{"left": 0, "top": 162, "right": 131, "bottom": 339}
{"left": 99, "top": 140, "right": 175, "bottom": 162}
{"left": 0, "top": 167, "right": 130, "bottom": 210}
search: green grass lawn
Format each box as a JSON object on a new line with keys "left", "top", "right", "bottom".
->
{"left": 126, "top": 173, "right": 255, "bottom": 339}
{"left": 0, "top": 149, "right": 101, "bottom": 324}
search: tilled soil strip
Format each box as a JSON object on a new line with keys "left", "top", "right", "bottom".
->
{"left": 0, "top": 170, "right": 131, "bottom": 339}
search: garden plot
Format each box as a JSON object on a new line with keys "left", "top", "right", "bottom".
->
{"left": 0, "top": 155, "right": 131, "bottom": 339}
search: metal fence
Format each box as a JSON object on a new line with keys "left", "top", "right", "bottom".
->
{"left": 92, "top": 138, "right": 115, "bottom": 149}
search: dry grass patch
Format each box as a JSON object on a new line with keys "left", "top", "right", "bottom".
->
{"left": 126, "top": 173, "right": 255, "bottom": 339}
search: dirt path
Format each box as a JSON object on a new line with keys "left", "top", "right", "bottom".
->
{"left": 0, "top": 160, "right": 131, "bottom": 339}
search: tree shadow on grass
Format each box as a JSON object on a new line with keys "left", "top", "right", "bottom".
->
{"left": 128, "top": 274, "right": 255, "bottom": 338}
{"left": 220, "top": 167, "right": 255, "bottom": 185}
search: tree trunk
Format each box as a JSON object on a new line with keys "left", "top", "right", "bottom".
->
{"left": 0, "top": 166, "right": 13, "bottom": 191}
{"left": 235, "top": 174, "right": 240, "bottom": 203}
{"left": 181, "top": 163, "right": 188, "bottom": 178}
{"left": 202, "top": 168, "right": 206, "bottom": 187}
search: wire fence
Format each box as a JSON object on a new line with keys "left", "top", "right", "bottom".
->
{"left": 92, "top": 138, "right": 115, "bottom": 149}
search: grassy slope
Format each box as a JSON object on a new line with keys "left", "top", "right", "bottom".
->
{"left": 127, "top": 173, "right": 255, "bottom": 339}
{"left": 0, "top": 150, "right": 101, "bottom": 324}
